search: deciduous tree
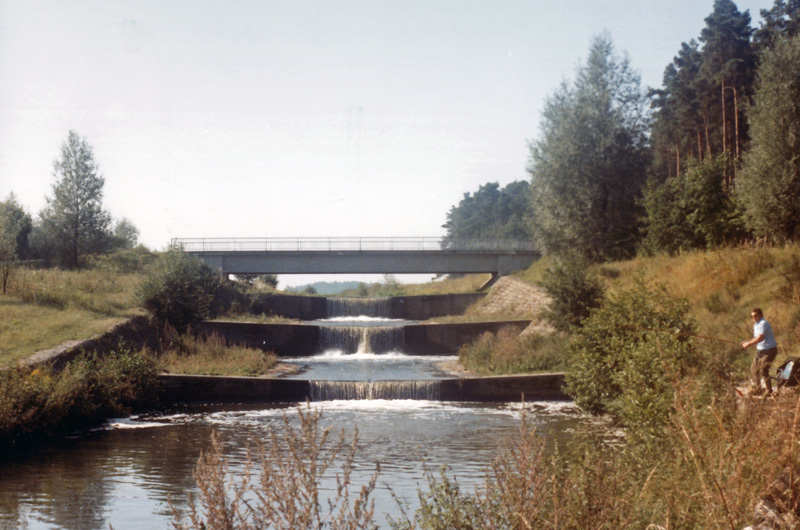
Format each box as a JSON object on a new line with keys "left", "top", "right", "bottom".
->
{"left": 40, "top": 131, "right": 111, "bottom": 268}
{"left": 527, "top": 35, "right": 650, "bottom": 260}
{"left": 737, "top": 34, "right": 800, "bottom": 242}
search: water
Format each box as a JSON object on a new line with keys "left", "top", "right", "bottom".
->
{"left": 0, "top": 314, "right": 606, "bottom": 529}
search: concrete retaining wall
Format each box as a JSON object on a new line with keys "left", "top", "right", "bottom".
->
{"left": 439, "top": 374, "right": 567, "bottom": 401}
{"left": 403, "top": 320, "right": 532, "bottom": 355}
{"left": 247, "top": 293, "right": 327, "bottom": 320}
{"left": 199, "top": 321, "right": 320, "bottom": 356}
{"left": 157, "top": 373, "right": 568, "bottom": 403}
{"left": 200, "top": 319, "right": 532, "bottom": 356}
{"left": 389, "top": 293, "right": 486, "bottom": 320}
{"left": 159, "top": 374, "right": 310, "bottom": 403}
{"left": 237, "top": 292, "right": 485, "bottom": 320}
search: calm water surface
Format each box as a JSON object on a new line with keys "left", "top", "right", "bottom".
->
{"left": 0, "top": 316, "right": 608, "bottom": 530}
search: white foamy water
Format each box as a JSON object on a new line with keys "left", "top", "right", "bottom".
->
{"left": 293, "top": 350, "right": 456, "bottom": 362}
{"left": 318, "top": 315, "right": 406, "bottom": 323}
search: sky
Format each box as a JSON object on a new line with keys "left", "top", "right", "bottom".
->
{"left": 0, "top": 0, "right": 776, "bottom": 286}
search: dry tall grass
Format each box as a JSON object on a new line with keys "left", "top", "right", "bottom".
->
{"left": 172, "top": 404, "right": 379, "bottom": 530}
{"left": 0, "top": 267, "right": 143, "bottom": 364}
{"left": 152, "top": 332, "right": 278, "bottom": 377}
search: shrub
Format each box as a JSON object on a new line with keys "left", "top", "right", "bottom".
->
{"left": 0, "top": 349, "right": 160, "bottom": 452}
{"left": 565, "top": 277, "right": 696, "bottom": 424}
{"left": 137, "top": 247, "right": 222, "bottom": 330}
{"left": 540, "top": 253, "right": 604, "bottom": 332}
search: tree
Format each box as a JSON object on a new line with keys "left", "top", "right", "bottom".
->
{"left": 698, "top": 0, "right": 756, "bottom": 171}
{"left": 737, "top": 34, "right": 800, "bottom": 242}
{"left": 137, "top": 246, "right": 223, "bottom": 330}
{"left": 528, "top": 34, "right": 650, "bottom": 260}
{"left": 40, "top": 131, "right": 111, "bottom": 268}
{"left": 540, "top": 253, "right": 604, "bottom": 332}
{"left": 642, "top": 156, "right": 742, "bottom": 254}
{"left": 442, "top": 181, "right": 531, "bottom": 245}
{"left": 0, "top": 194, "right": 33, "bottom": 294}
{"left": 754, "top": 0, "right": 800, "bottom": 52}
{"left": 112, "top": 218, "right": 140, "bottom": 250}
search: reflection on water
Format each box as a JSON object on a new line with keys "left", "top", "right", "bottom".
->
{"left": 0, "top": 400, "right": 609, "bottom": 530}
{"left": 0, "top": 317, "right": 607, "bottom": 530}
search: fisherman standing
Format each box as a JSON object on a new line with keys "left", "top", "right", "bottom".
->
{"left": 741, "top": 307, "right": 778, "bottom": 396}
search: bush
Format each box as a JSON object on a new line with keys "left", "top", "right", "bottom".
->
{"left": 565, "top": 277, "right": 697, "bottom": 426}
{"left": 540, "top": 253, "right": 604, "bottom": 332}
{"left": 0, "top": 349, "right": 160, "bottom": 452}
{"left": 137, "top": 247, "right": 223, "bottom": 330}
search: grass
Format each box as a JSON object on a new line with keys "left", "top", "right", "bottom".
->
{"left": 151, "top": 332, "right": 279, "bottom": 377}
{"left": 592, "top": 244, "right": 800, "bottom": 367}
{"left": 458, "top": 328, "right": 568, "bottom": 375}
{"left": 0, "top": 267, "right": 144, "bottom": 365}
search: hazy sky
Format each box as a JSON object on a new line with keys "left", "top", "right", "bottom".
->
{"left": 0, "top": 0, "right": 774, "bottom": 285}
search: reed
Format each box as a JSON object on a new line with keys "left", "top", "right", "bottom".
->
{"left": 172, "top": 404, "right": 379, "bottom": 530}
{"left": 458, "top": 328, "right": 567, "bottom": 375}
{"left": 152, "top": 332, "right": 278, "bottom": 377}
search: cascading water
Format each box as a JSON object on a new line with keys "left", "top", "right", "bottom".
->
{"left": 310, "top": 380, "right": 442, "bottom": 401}
{"left": 318, "top": 325, "right": 404, "bottom": 354}
{"left": 327, "top": 297, "right": 391, "bottom": 318}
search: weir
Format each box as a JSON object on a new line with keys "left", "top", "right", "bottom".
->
{"left": 318, "top": 326, "right": 404, "bottom": 354}
{"left": 310, "top": 380, "right": 442, "bottom": 401}
{"left": 327, "top": 297, "right": 391, "bottom": 317}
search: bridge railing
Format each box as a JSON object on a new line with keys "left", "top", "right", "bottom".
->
{"left": 171, "top": 237, "right": 536, "bottom": 253}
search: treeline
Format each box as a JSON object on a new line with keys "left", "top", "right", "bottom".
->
{"left": 444, "top": 0, "right": 800, "bottom": 260}
{"left": 0, "top": 131, "right": 142, "bottom": 280}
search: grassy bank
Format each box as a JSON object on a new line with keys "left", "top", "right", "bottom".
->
{"left": 470, "top": 244, "right": 800, "bottom": 377}
{"left": 0, "top": 267, "right": 145, "bottom": 365}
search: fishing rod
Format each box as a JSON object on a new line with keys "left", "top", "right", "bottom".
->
{"left": 631, "top": 325, "right": 741, "bottom": 345}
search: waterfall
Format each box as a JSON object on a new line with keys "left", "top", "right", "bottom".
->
{"left": 319, "top": 326, "right": 404, "bottom": 354}
{"left": 327, "top": 297, "right": 391, "bottom": 318}
{"left": 310, "top": 380, "right": 442, "bottom": 401}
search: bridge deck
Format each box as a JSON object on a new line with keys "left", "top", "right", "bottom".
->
{"left": 172, "top": 237, "right": 536, "bottom": 253}
{"left": 174, "top": 237, "right": 539, "bottom": 276}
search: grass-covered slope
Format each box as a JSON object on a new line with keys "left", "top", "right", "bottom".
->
{"left": 0, "top": 268, "right": 145, "bottom": 364}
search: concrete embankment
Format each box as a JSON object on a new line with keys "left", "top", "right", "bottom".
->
{"left": 157, "top": 373, "right": 568, "bottom": 403}
{"left": 199, "top": 319, "right": 532, "bottom": 356}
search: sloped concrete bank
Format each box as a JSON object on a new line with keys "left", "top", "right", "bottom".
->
{"left": 157, "top": 373, "right": 567, "bottom": 403}
{"left": 20, "top": 316, "right": 157, "bottom": 370}
{"left": 199, "top": 319, "right": 532, "bottom": 356}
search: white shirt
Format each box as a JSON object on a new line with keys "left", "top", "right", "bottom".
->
{"left": 754, "top": 318, "right": 777, "bottom": 351}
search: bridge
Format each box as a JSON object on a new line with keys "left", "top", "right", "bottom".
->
{"left": 173, "top": 237, "right": 539, "bottom": 280}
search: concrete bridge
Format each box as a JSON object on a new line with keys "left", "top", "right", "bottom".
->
{"left": 173, "top": 237, "right": 539, "bottom": 279}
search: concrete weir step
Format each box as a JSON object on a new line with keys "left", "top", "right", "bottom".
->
{"left": 157, "top": 373, "right": 569, "bottom": 403}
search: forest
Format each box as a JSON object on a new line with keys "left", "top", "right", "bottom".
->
{"left": 444, "top": 0, "right": 800, "bottom": 260}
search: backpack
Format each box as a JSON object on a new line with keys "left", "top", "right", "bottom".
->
{"left": 774, "top": 357, "right": 800, "bottom": 388}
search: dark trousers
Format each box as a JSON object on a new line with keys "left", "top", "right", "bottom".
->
{"left": 751, "top": 347, "right": 778, "bottom": 392}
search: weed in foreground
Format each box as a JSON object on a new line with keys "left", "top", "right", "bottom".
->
{"left": 173, "top": 404, "right": 379, "bottom": 530}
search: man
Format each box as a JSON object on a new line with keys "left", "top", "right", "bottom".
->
{"left": 741, "top": 308, "right": 778, "bottom": 396}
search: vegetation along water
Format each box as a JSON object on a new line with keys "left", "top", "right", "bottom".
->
{"left": 2, "top": 1, "right": 800, "bottom": 527}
